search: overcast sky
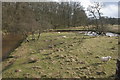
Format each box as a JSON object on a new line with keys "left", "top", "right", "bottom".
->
{"left": 80, "top": 1, "right": 119, "bottom": 18}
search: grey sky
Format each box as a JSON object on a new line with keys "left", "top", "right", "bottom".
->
{"left": 73, "top": 0, "right": 119, "bottom": 18}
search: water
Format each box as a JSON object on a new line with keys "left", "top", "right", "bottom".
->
{"left": 85, "top": 31, "right": 98, "bottom": 36}
{"left": 2, "top": 34, "right": 25, "bottom": 60}
{"left": 106, "top": 32, "right": 118, "bottom": 37}
{"left": 84, "top": 31, "right": 119, "bottom": 37}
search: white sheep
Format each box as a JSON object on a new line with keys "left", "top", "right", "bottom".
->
{"left": 100, "top": 56, "right": 112, "bottom": 62}
{"left": 62, "top": 36, "right": 67, "bottom": 38}
{"left": 58, "top": 32, "right": 61, "bottom": 33}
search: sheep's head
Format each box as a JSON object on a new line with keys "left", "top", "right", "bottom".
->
{"left": 107, "top": 56, "right": 112, "bottom": 59}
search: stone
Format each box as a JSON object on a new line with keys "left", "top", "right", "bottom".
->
{"left": 29, "top": 58, "right": 38, "bottom": 63}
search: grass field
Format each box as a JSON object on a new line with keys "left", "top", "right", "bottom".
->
{"left": 2, "top": 32, "right": 118, "bottom": 79}
{"left": 49, "top": 25, "right": 119, "bottom": 34}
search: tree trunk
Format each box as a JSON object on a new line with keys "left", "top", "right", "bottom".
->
{"left": 115, "top": 59, "right": 120, "bottom": 80}
{"left": 32, "top": 31, "right": 35, "bottom": 41}
{"left": 37, "top": 31, "right": 41, "bottom": 40}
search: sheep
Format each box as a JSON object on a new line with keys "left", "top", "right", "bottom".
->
{"left": 62, "top": 36, "right": 67, "bottom": 38}
{"left": 58, "top": 32, "right": 61, "bottom": 33}
{"left": 100, "top": 56, "right": 112, "bottom": 62}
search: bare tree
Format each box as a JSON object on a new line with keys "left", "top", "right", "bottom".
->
{"left": 87, "top": 2, "right": 105, "bottom": 35}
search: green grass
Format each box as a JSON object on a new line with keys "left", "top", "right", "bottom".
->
{"left": 106, "top": 25, "right": 119, "bottom": 33}
{"left": 2, "top": 32, "right": 118, "bottom": 79}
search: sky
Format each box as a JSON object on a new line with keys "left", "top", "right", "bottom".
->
{"left": 54, "top": 0, "right": 119, "bottom": 18}
{"left": 101, "top": 2, "right": 118, "bottom": 18}
{"left": 80, "top": 1, "right": 119, "bottom": 18}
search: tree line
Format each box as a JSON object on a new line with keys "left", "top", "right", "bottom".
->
{"left": 2, "top": 2, "right": 119, "bottom": 37}
{"left": 2, "top": 2, "right": 87, "bottom": 37}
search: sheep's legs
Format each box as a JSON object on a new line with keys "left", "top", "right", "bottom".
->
{"left": 101, "top": 61, "right": 107, "bottom": 64}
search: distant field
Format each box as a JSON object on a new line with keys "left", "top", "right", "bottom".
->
{"left": 107, "top": 25, "right": 119, "bottom": 33}
{"left": 51, "top": 25, "right": 119, "bottom": 33}
{"left": 2, "top": 31, "right": 118, "bottom": 79}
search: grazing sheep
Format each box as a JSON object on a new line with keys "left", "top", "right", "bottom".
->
{"left": 58, "top": 32, "right": 61, "bottom": 33}
{"left": 100, "top": 56, "right": 112, "bottom": 62}
{"left": 62, "top": 36, "right": 67, "bottom": 38}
